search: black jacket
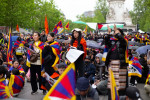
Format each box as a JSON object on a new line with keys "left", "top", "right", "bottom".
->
{"left": 42, "top": 45, "right": 56, "bottom": 76}
{"left": 105, "top": 33, "right": 128, "bottom": 67}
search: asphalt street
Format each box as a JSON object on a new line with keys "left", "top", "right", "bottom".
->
{"left": 6, "top": 80, "right": 150, "bottom": 100}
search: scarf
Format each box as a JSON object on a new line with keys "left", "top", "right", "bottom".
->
{"left": 72, "top": 38, "right": 87, "bottom": 59}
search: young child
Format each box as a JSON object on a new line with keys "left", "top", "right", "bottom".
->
{"left": 9, "top": 60, "right": 25, "bottom": 77}
{"left": 19, "top": 58, "right": 28, "bottom": 74}
{"left": 42, "top": 63, "right": 67, "bottom": 91}
{"left": 9, "top": 68, "right": 24, "bottom": 97}
{"left": 0, "top": 66, "right": 12, "bottom": 99}
{"left": 57, "top": 63, "right": 67, "bottom": 75}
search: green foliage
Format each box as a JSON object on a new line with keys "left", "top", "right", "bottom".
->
{"left": 130, "top": 0, "right": 150, "bottom": 32}
{"left": 95, "top": 0, "right": 108, "bottom": 20}
{"left": 75, "top": 0, "right": 108, "bottom": 31}
{"left": 77, "top": 0, "right": 108, "bottom": 23}
{"left": 0, "top": 0, "right": 64, "bottom": 32}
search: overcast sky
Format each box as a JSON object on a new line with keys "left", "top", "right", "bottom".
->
{"left": 54, "top": 0, "right": 134, "bottom": 21}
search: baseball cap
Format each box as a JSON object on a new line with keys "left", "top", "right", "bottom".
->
{"left": 76, "top": 77, "right": 89, "bottom": 91}
{"left": 126, "top": 86, "right": 141, "bottom": 100}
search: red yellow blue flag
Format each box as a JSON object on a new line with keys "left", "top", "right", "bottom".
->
{"left": 53, "top": 21, "right": 64, "bottom": 34}
{"left": 49, "top": 41, "right": 60, "bottom": 70}
{"left": 109, "top": 67, "right": 119, "bottom": 100}
{"left": 102, "top": 45, "right": 108, "bottom": 61}
{"left": 65, "top": 22, "right": 69, "bottom": 30}
{"left": 43, "top": 63, "right": 76, "bottom": 100}
{"left": 83, "top": 25, "right": 87, "bottom": 35}
{"left": 124, "top": 36, "right": 129, "bottom": 63}
{"left": 128, "top": 57, "right": 142, "bottom": 77}
{"left": 0, "top": 78, "right": 12, "bottom": 99}
{"left": 26, "top": 45, "right": 31, "bottom": 67}
{"left": 9, "top": 75, "right": 24, "bottom": 96}
{"left": 7, "top": 28, "right": 13, "bottom": 68}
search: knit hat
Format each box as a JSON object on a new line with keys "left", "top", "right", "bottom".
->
{"left": 76, "top": 77, "right": 89, "bottom": 91}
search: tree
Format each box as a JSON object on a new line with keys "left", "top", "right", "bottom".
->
{"left": 130, "top": 0, "right": 150, "bottom": 32}
{"left": 75, "top": 0, "right": 108, "bottom": 32}
{"left": 76, "top": 0, "right": 108, "bottom": 23}
{"left": 95, "top": 0, "right": 108, "bottom": 20}
{"left": 0, "top": 0, "right": 64, "bottom": 32}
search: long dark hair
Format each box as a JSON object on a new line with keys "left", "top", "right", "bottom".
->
{"left": 33, "top": 32, "right": 41, "bottom": 41}
{"left": 117, "top": 28, "right": 124, "bottom": 36}
{"left": 48, "top": 32, "right": 55, "bottom": 37}
{"left": 70, "top": 30, "right": 82, "bottom": 46}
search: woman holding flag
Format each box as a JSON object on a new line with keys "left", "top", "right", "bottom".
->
{"left": 41, "top": 32, "right": 60, "bottom": 91}
{"left": 28, "top": 32, "right": 45, "bottom": 95}
{"left": 42, "top": 32, "right": 60, "bottom": 76}
{"left": 104, "top": 25, "right": 128, "bottom": 100}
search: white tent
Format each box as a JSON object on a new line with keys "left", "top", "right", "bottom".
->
{"left": 138, "top": 30, "right": 145, "bottom": 33}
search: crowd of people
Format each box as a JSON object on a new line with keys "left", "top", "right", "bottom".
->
{"left": 0, "top": 25, "right": 150, "bottom": 100}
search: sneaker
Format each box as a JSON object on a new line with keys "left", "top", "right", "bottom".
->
{"left": 43, "top": 90, "right": 46, "bottom": 95}
{"left": 31, "top": 91, "right": 38, "bottom": 95}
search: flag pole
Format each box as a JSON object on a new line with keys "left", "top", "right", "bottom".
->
{"left": 109, "top": 67, "right": 113, "bottom": 100}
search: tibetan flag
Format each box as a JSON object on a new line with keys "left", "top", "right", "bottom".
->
{"left": 102, "top": 45, "right": 108, "bottom": 61}
{"left": 145, "top": 71, "right": 150, "bottom": 85}
{"left": 110, "top": 37, "right": 118, "bottom": 41}
{"left": 9, "top": 66, "right": 25, "bottom": 74}
{"left": 7, "top": 28, "right": 13, "bottom": 68}
{"left": 53, "top": 21, "right": 64, "bottom": 34}
{"left": 14, "top": 40, "right": 22, "bottom": 48}
{"left": 109, "top": 67, "right": 119, "bottom": 100}
{"left": 43, "top": 63, "right": 76, "bottom": 100}
{"left": 45, "top": 16, "right": 49, "bottom": 35}
{"left": 49, "top": 41, "right": 60, "bottom": 70}
{"left": 128, "top": 57, "right": 142, "bottom": 77}
{"left": 65, "top": 22, "right": 69, "bottom": 30}
{"left": 0, "top": 78, "right": 12, "bottom": 99}
{"left": 83, "top": 25, "right": 87, "bottom": 35}
{"left": 26, "top": 45, "right": 31, "bottom": 67}
{"left": 9, "top": 75, "right": 24, "bottom": 96}
{"left": 124, "top": 36, "right": 129, "bottom": 63}
{"left": 14, "top": 40, "right": 25, "bottom": 55}
{"left": 16, "top": 24, "right": 19, "bottom": 32}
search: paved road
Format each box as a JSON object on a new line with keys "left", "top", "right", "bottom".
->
{"left": 8, "top": 81, "right": 150, "bottom": 100}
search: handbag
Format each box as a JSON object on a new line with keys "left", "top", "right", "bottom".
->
{"left": 29, "top": 43, "right": 40, "bottom": 63}
{"left": 30, "top": 52, "right": 40, "bottom": 63}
